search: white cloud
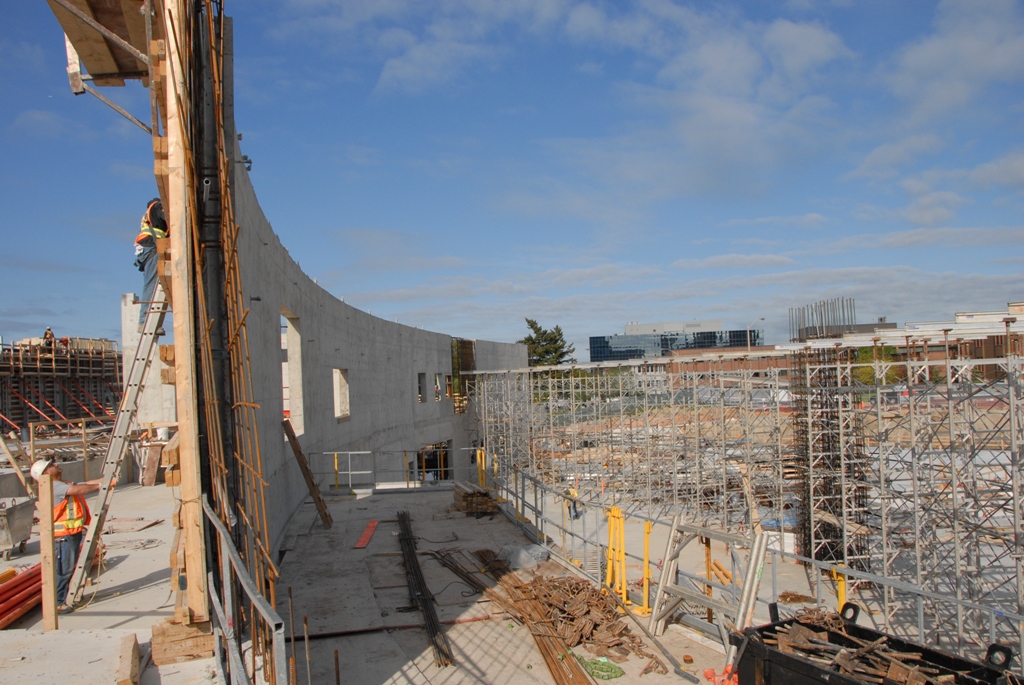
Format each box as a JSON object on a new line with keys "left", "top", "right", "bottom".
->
{"left": 900, "top": 190, "right": 970, "bottom": 226}
{"left": 971, "top": 152, "right": 1024, "bottom": 188}
{"left": 375, "top": 40, "right": 497, "bottom": 93}
{"left": 886, "top": 0, "right": 1024, "bottom": 120}
{"left": 848, "top": 134, "right": 943, "bottom": 179}
{"left": 720, "top": 213, "right": 828, "bottom": 228}
{"left": 672, "top": 253, "right": 795, "bottom": 269}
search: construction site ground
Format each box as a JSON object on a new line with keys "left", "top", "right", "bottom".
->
{"left": 279, "top": 487, "right": 726, "bottom": 684}
{"left": 0, "top": 478, "right": 217, "bottom": 685}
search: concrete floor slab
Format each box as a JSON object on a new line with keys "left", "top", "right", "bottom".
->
{"left": 0, "top": 484, "right": 218, "bottom": 683}
{"left": 277, "top": 487, "right": 728, "bottom": 684}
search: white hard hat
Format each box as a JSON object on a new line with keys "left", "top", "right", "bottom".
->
{"left": 30, "top": 459, "right": 54, "bottom": 481}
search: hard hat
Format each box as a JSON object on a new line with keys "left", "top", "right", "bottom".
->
{"left": 30, "top": 459, "right": 54, "bottom": 481}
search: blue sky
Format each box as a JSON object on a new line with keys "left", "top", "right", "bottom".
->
{"left": 3, "top": 1, "right": 1023, "bottom": 356}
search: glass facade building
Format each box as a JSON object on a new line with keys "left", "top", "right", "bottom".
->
{"left": 589, "top": 329, "right": 763, "bottom": 362}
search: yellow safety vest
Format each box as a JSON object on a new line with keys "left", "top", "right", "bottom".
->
{"left": 53, "top": 493, "right": 91, "bottom": 537}
{"left": 135, "top": 204, "right": 169, "bottom": 244}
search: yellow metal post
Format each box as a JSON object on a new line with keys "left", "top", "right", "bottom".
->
{"left": 833, "top": 564, "right": 847, "bottom": 610}
{"left": 619, "top": 509, "right": 629, "bottom": 604}
{"left": 704, "top": 537, "right": 713, "bottom": 622}
{"left": 636, "top": 520, "right": 652, "bottom": 615}
{"left": 477, "top": 448, "right": 485, "bottom": 488}
{"left": 334, "top": 452, "right": 339, "bottom": 491}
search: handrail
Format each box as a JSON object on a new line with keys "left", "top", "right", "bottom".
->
{"left": 203, "top": 495, "right": 287, "bottom": 685}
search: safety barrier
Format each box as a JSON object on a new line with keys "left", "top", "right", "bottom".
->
{"left": 203, "top": 495, "right": 287, "bottom": 685}
{"left": 491, "top": 463, "right": 1024, "bottom": 673}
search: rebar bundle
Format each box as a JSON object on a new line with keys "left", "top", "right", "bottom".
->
{"left": 397, "top": 511, "right": 454, "bottom": 667}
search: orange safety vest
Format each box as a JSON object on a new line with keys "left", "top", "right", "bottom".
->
{"left": 53, "top": 493, "right": 91, "bottom": 537}
{"left": 135, "top": 202, "right": 169, "bottom": 244}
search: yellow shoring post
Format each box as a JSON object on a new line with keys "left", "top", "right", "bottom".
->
{"left": 619, "top": 509, "right": 629, "bottom": 605}
{"left": 635, "top": 520, "right": 652, "bottom": 615}
{"left": 832, "top": 564, "right": 847, "bottom": 609}
{"left": 333, "top": 452, "right": 339, "bottom": 491}
{"left": 476, "top": 448, "right": 485, "bottom": 488}
{"left": 704, "top": 537, "right": 713, "bottom": 622}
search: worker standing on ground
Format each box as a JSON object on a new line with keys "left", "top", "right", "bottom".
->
{"left": 566, "top": 484, "right": 580, "bottom": 520}
{"left": 30, "top": 459, "right": 112, "bottom": 613}
{"left": 134, "top": 197, "right": 168, "bottom": 331}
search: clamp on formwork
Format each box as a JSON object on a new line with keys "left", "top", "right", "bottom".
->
{"left": 65, "top": 283, "right": 168, "bottom": 605}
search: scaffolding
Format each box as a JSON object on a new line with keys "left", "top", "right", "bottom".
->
{"left": 470, "top": 345, "right": 1024, "bottom": 661}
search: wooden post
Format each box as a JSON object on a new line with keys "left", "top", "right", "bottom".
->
{"left": 166, "top": 0, "right": 208, "bottom": 623}
{"left": 82, "top": 418, "right": 88, "bottom": 480}
{"left": 283, "top": 419, "right": 332, "bottom": 529}
{"left": 38, "top": 472, "right": 58, "bottom": 630}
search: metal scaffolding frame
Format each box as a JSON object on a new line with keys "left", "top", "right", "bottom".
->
{"left": 470, "top": 347, "right": 1024, "bottom": 661}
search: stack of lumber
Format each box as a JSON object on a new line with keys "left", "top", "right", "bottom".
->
{"left": 0, "top": 564, "right": 41, "bottom": 629}
{"left": 150, "top": 619, "right": 214, "bottom": 665}
{"left": 452, "top": 481, "right": 497, "bottom": 513}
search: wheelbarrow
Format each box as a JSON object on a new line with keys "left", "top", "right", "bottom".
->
{"left": 0, "top": 498, "right": 35, "bottom": 560}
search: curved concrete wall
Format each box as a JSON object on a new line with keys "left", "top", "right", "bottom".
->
{"left": 230, "top": 143, "right": 525, "bottom": 552}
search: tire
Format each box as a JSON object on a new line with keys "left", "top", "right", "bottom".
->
{"left": 2, "top": 549, "right": 10, "bottom": 561}
{"left": 19, "top": 540, "right": 27, "bottom": 553}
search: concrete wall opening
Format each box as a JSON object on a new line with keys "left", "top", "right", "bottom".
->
{"left": 333, "top": 368, "right": 350, "bottom": 421}
{"left": 281, "top": 308, "right": 304, "bottom": 435}
{"left": 417, "top": 440, "right": 451, "bottom": 481}
{"left": 417, "top": 372, "right": 426, "bottom": 403}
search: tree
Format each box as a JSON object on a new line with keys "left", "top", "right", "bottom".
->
{"left": 517, "top": 318, "right": 575, "bottom": 366}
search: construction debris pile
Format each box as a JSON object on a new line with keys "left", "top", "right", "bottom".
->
{"left": 467, "top": 549, "right": 666, "bottom": 682}
{"left": 757, "top": 609, "right": 1006, "bottom": 685}
{"left": 451, "top": 481, "right": 497, "bottom": 514}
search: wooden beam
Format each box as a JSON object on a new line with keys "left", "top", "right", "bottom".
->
{"left": 38, "top": 473, "right": 58, "bottom": 630}
{"left": 115, "top": 633, "right": 141, "bottom": 685}
{"left": 45, "top": 0, "right": 124, "bottom": 85}
{"left": 283, "top": 419, "right": 333, "bottom": 529}
{"left": 166, "top": 0, "right": 207, "bottom": 624}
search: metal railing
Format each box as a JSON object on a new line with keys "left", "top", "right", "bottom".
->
{"left": 491, "top": 463, "right": 1024, "bottom": 673}
{"left": 306, "top": 450, "right": 479, "bottom": 493}
{"left": 203, "top": 495, "right": 287, "bottom": 685}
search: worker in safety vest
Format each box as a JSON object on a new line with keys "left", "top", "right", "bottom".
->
{"left": 566, "top": 485, "right": 580, "bottom": 520}
{"left": 134, "top": 198, "right": 168, "bottom": 331}
{"left": 30, "top": 458, "right": 111, "bottom": 613}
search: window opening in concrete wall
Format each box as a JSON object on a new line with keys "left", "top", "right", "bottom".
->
{"left": 417, "top": 373, "right": 426, "bottom": 403}
{"left": 451, "top": 339, "right": 475, "bottom": 414}
{"left": 281, "top": 308, "right": 304, "bottom": 435}
{"left": 434, "top": 373, "right": 442, "bottom": 402}
{"left": 417, "top": 440, "right": 451, "bottom": 481}
{"left": 280, "top": 317, "right": 289, "bottom": 419}
{"left": 445, "top": 375, "right": 453, "bottom": 398}
{"left": 333, "top": 368, "right": 350, "bottom": 420}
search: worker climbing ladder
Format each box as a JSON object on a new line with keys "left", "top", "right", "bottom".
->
{"left": 65, "top": 283, "right": 168, "bottom": 605}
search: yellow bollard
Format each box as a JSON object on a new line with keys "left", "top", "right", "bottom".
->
{"left": 832, "top": 564, "right": 847, "bottom": 610}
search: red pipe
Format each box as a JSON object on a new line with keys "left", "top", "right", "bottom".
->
{"left": 0, "top": 588, "right": 41, "bottom": 629}
{"left": 102, "top": 379, "right": 124, "bottom": 405}
{"left": 71, "top": 378, "right": 113, "bottom": 417}
{"left": 0, "top": 410, "right": 18, "bottom": 431}
{"left": 0, "top": 565, "right": 41, "bottom": 604}
{"left": 2, "top": 382, "right": 52, "bottom": 422}
{"left": 55, "top": 380, "right": 96, "bottom": 418}
{"left": 0, "top": 579, "right": 40, "bottom": 617}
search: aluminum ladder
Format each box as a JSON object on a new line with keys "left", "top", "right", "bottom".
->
{"left": 67, "top": 283, "right": 168, "bottom": 604}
